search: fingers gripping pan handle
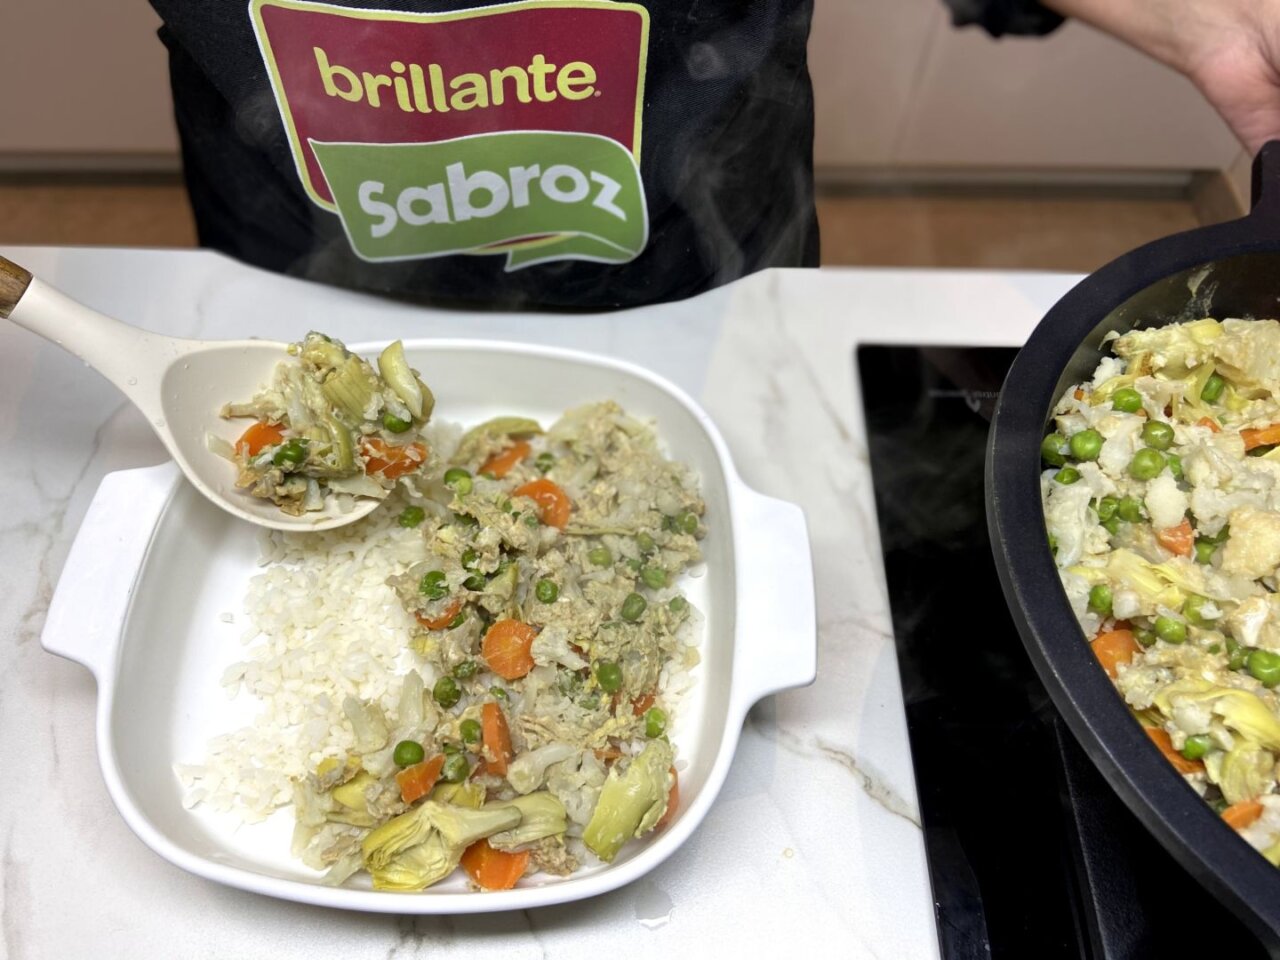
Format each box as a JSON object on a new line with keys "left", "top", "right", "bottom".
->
{"left": 729, "top": 483, "right": 817, "bottom": 713}
{"left": 41, "top": 463, "right": 181, "bottom": 678}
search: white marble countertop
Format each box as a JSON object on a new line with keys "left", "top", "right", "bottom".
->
{"left": 0, "top": 246, "right": 1079, "bottom": 959}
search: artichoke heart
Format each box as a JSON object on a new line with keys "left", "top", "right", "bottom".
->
{"left": 582, "top": 740, "right": 673, "bottom": 863}
{"left": 361, "top": 801, "right": 522, "bottom": 892}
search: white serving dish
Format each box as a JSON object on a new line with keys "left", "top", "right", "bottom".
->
{"left": 42, "top": 339, "right": 816, "bottom": 913}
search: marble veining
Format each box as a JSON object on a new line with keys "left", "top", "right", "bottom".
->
{"left": 0, "top": 246, "right": 1073, "bottom": 960}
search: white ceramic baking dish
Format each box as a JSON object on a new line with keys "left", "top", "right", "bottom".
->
{"left": 41, "top": 339, "right": 815, "bottom": 913}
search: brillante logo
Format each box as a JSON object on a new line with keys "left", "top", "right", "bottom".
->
{"left": 250, "top": 0, "right": 650, "bottom": 269}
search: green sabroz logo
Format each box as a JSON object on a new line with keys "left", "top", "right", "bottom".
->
{"left": 312, "top": 132, "right": 647, "bottom": 268}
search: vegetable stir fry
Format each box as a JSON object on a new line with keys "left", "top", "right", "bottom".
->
{"left": 218, "top": 333, "right": 435, "bottom": 515}
{"left": 1045, "top": 317, "right": 1280, "bottom": 859}
{"left": 290, "top": 401, "right": 702, "bottom": 890}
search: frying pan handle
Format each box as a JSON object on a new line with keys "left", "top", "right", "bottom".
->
{"left": 1250, "top": 140, "right": 1280, "bottom": 215}
{"left": 41, "top": 463, "right": 180, "bottom": 679}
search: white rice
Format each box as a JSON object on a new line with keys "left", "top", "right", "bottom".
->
{"left": 176, "top": 499, "right": 431, "bottom": 821}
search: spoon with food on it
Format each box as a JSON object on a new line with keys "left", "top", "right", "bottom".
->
{"left": 0, "top": 254, "right": 435, "bottom": 532}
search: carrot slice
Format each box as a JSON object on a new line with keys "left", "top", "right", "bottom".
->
{"left": 362, "top": 438, "right": 428, "bottom": 479}
{"left": 1223, "top": 799, "right": 1265, "bottom": 831}
{"left": 479, "top": 440, "right": 531, "bottom": 479}
{"left": 1144, "top": 727, "right": 1205, "bottom": 775}
{"left": 236, "top": 421, "right": 285, "bottom": 457}
{"left": 1155, "top": 518, "right": 1194, "bottom": 558}
{"left": 1198, "top": 416, "right": 1221, "bottom": 433}
{"left": 512, "top": 478, "right": 572, "bottom": 530}
{"left": 1092, "top": 629, "right": 1140, "bottom": 678}
{"left": 460, "top": 839, "right": 529, "bottom": 891}
{"left": 482, "top": 620, "right": 538, "bottom": 680}
{"left": 481, "top": 702, "right": 514, "bottom": 777}
{"left": 631, "top": 693, "right": 656, "bottom": 716}
{"left": 656, "top": 767, "right": 679, "bottom": 830}
{"left": 1242, "top": 424, "right": 1280, "bottom": 451}
{"left": 395, "top": 754, "right": 445, "bottom": 804}
{"left": 416, "top": 598, "right": 463, "bottom": 631}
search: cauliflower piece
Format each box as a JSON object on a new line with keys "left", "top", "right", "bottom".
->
{"left": 1144, "top": 473, "right": 1188, "bottom": 532}
{"left": 1222, "top": 507, "right": 1280, "bottom": 581}
{"left": 1213, "top": 319, "right": 1280, "bottom": 389}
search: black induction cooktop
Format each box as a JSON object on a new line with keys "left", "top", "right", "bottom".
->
{"left": 858, "top": 345, "right": 1265, "bottom": 960}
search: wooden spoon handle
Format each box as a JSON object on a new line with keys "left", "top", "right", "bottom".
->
{"left": 0, "top": 255, "right": 33, "bottom": 319}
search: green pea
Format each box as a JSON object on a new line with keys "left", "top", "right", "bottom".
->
{"left": 393, "top": 740, "right": 425, "bottom": 767}
{"left": 626, "top": 558, "right": 642, "bottom": 573}
{"left": 1070, "top": 429, "right": 1104, "bottom": 461}
{"left": 636, "top": 532, "right": 656, "bottom": 553}
{"left": 641, "top": 565, "right": 668, "bottom": 590}
{"left": 460, "top": 548, "right": 479, "bottom": 570}
{"left": 1135, "top": 627, "right": 1157, "bottom": 648}
{"left": 595, "top": 660, "right": 623, "bottom": 694}
{"left": 1141, "top": 421, "right": 1175, "bottom": 451}
{"left": 1181, "top": 734, "right": 1213, "bottom": 761}
{"left": 490, "top": 686, "right": 508, "bottom": 700}
{"left": 644, "top": 707, "right": 668, "bottom": 739}
{"left": 447, "top": 610, "right": 466, "bottom": 630}
{"left": 433, "top": 676, "right": 461, "bottom": 708}
{"left": 398, "top": 506, "right": 426, "bottom": 528}
{"left": 1112, "top": 388, "right": 1143, "bottom": 413}
{"left": 1054, "top": 466, "right": 1082, "bottom": 485}
{"left": 1248, "top": 649, "right": 1280, "bottom": 687}
{"left": 588, "top": 545, "right": 613, "bottom": 566}
{"left": 1201, "top": 373, "right": 1226, "bottom": 403}
{"left": 1167, "top": 453, "right": 1183, "bottom": 482}
{"left": 1088, "top": 584, "right": 1112, "bottom": 616}
{"left": 443, "top": 468, "right": 473, "bottom": 495}
{"left": 1227, "top": 637, "right": 1248, "bottom": 671}
{"left": 1183, "top": 593, "right": 1213, "bottom": 627}
{"left": 419, "top": 570, "right": 448, "bottom": 600}
{"left": 669, "top": 595, "right": 689, "bottom": 614}
{"left": 382, "top": 412, "right": 412, "bottom": 434}
{"left": 1154, "top": 616, "right": 1187, "bottom": 645}
{"left": 452, "top": 660, "right": 478, "bottom": 680}
{"left": 441, "top": 753, "right": 470, "bottom": 783}
{"left": 460, "top": 719, "right": 482, "bottom": 744}
{"left": 535, "top": 452, "right": 555, "bottom": 473}
{"left": 1041, "top": 433, "right": 1069, "bottom": 467}
{"left": 442, "top": 741, "right": 462, "bottom": 755}
{"left": 1117, "top": 497, "right": 1145, "bottom": 523}
{"left": 1048, "top": 531, "right": 1059, "bottom": 555}
{"left": 524, "top": 513, "right": 540, "bottom": 527}
{"left": 620, "top": 592, "right": 647, "bottom": 622}
{"left": 272, "top": 438, "right": 308, "bottom": 466}
{"left": 536, "top": 579, "right": 559, "bottom": 603}
{"left": 676, "top": 511, "right": 699, "bottom": 535}
{"left": 1096, "top": 496, "right": 1119, "bottom": 522}
{"left": 463, "top": 573, "right": 486, "bottom": 591}
{"left": 1128, "top": 448, "right": 1166, "bottom": 480}
{"left": 1101, "top": 517, "right": 1121, "bottom": 536}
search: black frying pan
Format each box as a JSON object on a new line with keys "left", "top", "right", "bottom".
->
{"left": 988, "top": 141, "right": 1280, "bottom": 952}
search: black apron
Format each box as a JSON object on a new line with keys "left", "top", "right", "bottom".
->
{"left": 150, "top": 0, "right": 818, "bottom": 310}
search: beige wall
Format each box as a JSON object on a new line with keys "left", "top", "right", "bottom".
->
{"left": 810, "top": 0, "right": 1241, "bottom": 175}
{"left": 0, "top": 0, "right": 177, "bottom": 158}
{"left": 0, "top": 0, "right": 1245, "bottom": 177}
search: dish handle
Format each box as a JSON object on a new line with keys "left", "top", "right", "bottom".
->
{"left": 41, "top": 462, "right": 179, "bottom": 678}
{"left": 729, "top": 483, "right": 817, "bottom": 712}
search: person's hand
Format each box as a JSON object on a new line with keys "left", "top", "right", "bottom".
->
{"left": 1045, "top": 0, "right": 1280, "bottom": 154}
